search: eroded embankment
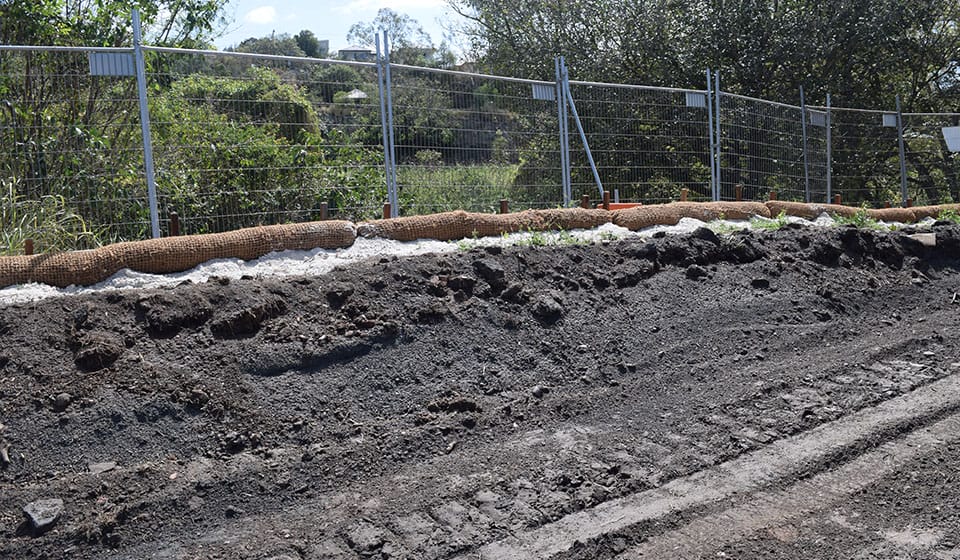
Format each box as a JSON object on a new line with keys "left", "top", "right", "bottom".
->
{"left": 0, "top": 223, "right": 958, "bottom": 560}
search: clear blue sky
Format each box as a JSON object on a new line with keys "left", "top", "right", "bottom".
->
{"left": 215, "top": 0, "right": 467, "bottom": 53}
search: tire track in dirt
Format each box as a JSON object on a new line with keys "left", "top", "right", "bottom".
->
{"left": 458, "top": 371, "right": 960, "bottom": 560}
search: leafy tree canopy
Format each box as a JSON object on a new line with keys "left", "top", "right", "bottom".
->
{"left": 0, "top": 0, "right": 228, "bottom": 47}
{"left": 449, "top": 0, "right": 960, "bottom": 110}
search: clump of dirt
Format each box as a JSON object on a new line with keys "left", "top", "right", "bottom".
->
{"left": 1, "top": 223, "right": 959, "bottom": 559}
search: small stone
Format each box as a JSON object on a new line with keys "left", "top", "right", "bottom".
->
{"left": 89, "top": 461, "right": 117, "bottom": 475}
{"left": 224, "top": 505, "right": 244, "bottom": 518}
{"left": 923, "top": 351, "right": 936, "bottom": 357}
{"left": 53, "top": 393, "right": 72, "bottom": 412}
{"left": 187, "top": 496, "right": 205, "bottom": 511}
{"left": 531, "top": 385, "right": 547, "bottom": 399}
{"left": 751, "top": 278, "right": 770, "bottom": 289}
{"left": 23, "top": 498, "right": 63, "bottom": 533}
{"left": 685, "top": 265, "right": 708, "bottom": 280}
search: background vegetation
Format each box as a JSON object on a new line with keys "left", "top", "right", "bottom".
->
{"left": 0, "top": 0, "right": 959, "bottom": 254}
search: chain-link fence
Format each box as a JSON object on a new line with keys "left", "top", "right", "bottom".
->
{"left": 3, "top": 38, "right": 960, "bottom": 252}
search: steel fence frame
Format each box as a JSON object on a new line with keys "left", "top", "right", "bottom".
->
{"left": 3, "top": 22, "right": 960, "bottom": 250}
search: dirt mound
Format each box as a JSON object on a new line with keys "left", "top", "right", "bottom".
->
{"left": 2, "top": 223, "right": 960, "bottom": 558}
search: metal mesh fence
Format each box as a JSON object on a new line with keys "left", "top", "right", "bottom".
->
{"left": 0, "top": 47, "right": 149, "bottom": 245}
{"left": 902, "top": 113, "right": 960, "bottom": 206}
{"left": 5, "top": 42, "right": 960, "bottom": 251}
{"left": 567, "top": 82, "right": 712, "bottom": 204}
{"left": 718, "top": 93, "right": 828, "bottom": 203}
{"left": 144, "top": 47, "right": 386, "bottom": 234}
{"left": 829, "top": 108, "right": 902, "bottom": 206}
{"left": 389, "top": 65, "right": 562, "bottom": 213}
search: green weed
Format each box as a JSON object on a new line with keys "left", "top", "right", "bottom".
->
{"left": 834, "top": 207, "right": 885, "bottom": 230}
{"left": 937, "top": 208, "right": 960, "bottom": 224}
{"left": 750, "top": 210, "right": 789, "bottom": 231}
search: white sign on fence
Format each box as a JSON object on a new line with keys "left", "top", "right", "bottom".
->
{"left": 88, "top": 52, "right": 135, "bottom": 76}
{"left": 532, "top": 84, "right": 556, "bottom": 101}
{"left": 882, "top": 113, "right": 898, "bottom": 128}
{"left": 943, "top": 127, "right": 960, "bottom": 152}
{"left": 685, "top": 92, "right": 707, "bottom": 108}
{"left": 808, "top": 110, "right": 827, "bottom": 127}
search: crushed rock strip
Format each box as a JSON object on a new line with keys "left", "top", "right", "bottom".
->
{"left": 617, "top": 410, "right": 960, "bottom": 559}
{"left": 458, "top": 371, "right": 960, "bottom": 560}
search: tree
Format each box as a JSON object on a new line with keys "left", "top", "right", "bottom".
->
{"left": 295, "top": 30, "right": 327, "bottom": 58}
{"left": 347, "top": 8, "right": 432, "bottom": 50}
{"left": 0, "top": 0, "right": 228, "bottom": 47}
{"left": 230, "top": 33, "right": 306, "bottom": 57}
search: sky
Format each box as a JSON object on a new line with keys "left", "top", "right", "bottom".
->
{"left": 214, "top": 0, "right": 469, "bottom": 53}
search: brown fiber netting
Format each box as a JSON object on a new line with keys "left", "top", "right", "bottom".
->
{"left": 4, "top": 201, "right": 958, "bottom": 290}
{"left": 0, "top": 221, "right": 356, "bottom": 289}
{"left": 612, "top": 202, "right": 771, "bottom": 231}
{"left": 356, "top": 208, "right": 613, "bottom": 241}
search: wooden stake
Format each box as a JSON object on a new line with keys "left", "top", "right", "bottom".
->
{"left": 602, "top": 190, "right": 611, "bottom": 211}
{"left": 382, "top": 202, "right": 392, "bottom": 220}
{"left": 833, "top": 194, "right": 842, "bottom": 205}
{"left": 24, "top": 239, "right": 34, "bottom": 256}
{"left": 680, "top": 188, "right": 688, "bottom": 202}
{"left": 320, "top": 202, "right": 328, "bottom": 221}
{"left": 580, "top": 194, "right": 590, "bottom": 209}
{"left": 768, "top": 191, "right": 777, "bottom": 201}
{"left": 169, "top": 211, "right": 180, "bottom": 237}
{"left": 499, "top": 199, "right": 509, "bottom": 214}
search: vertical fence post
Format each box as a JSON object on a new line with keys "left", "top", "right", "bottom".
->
{"left": 375, "top": 34, "right": 398, "bottom": 218}
{"left": 706, "top": 69, "right": 718, "bottom": 202}
{"left": 826, "top": 93, "right": 832, "bottom": 204}
{"left": 555, "top": 57, "right": 571, "bottom": 206}
{"left": 896, "top": 95, "right": 909, "bottom": 208}
{"left": 383, "top": 32, "right": 399, "bottom": 218}
{"left": 800, "top": 85, "right": 811, "bottom": 203}
{"left": 560, "top": 57, "right": 604, "bottom": 198}
{"left": 713, "top": 71, "right": 722, "bottom": 201}
{"left": 132, "top": 9, "right": 160, "bottom": 239}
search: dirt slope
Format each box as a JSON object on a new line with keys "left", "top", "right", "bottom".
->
{"left": 1, "top": 222, "right": 959, "bottom": 559}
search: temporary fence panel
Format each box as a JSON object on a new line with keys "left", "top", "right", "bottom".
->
{"left": 143, "top": 47, "right": 386, "bottom": 235}
{"left": 901, "top": 113, "right": 960, "bottom": 206}
{"left": 0, "top": 46, "right": 150, "bottom": 246}
{"left": 718, "top": 93, "right": 826, "bottom": 203}
{"left": 563, "top": 81, "right": 712, "bottom": 204}
{"left": 828, "top": 107, "right": 902, "bottom": 206}
{"left": 387, "top": 64, "right": 563, "bottom": 214}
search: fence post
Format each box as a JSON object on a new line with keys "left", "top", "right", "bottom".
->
{"left": 825, "top": 93, "right": 832, "bottom": 204}
{"left": 706, "top": 69, "right": 718, "bottom": 202}
{"left": 896, "top": 95, "right": 909, "bottom": 208}
{"left": 555, "top": 57, "right": 572, "bottom": 207}
{"left": 375, "top": 33, "right": 399, "bottom": 218}
{"left": 713, "top": 71, "right": 722, "bottom": 201}
{"left": 560, "top": 57, "right": 604, "bottom": 198}
{"left": 800, "top": 85, "right": 811, "bottom": 203}
{"left": 132, "top": 9, "right": 160, "bottom": 239}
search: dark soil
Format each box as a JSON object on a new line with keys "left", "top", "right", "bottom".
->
{"left": 2, "top": 223, "right": 960, "bottom": 559}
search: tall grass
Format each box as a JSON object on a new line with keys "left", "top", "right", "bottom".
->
{"left": 398, "top": 163, "right": 521, "bottom": 214}
{"left": 1, "top": 180, "right": 103, "bottom": 255}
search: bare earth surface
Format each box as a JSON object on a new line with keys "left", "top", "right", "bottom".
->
{"left": 2, "top": 222, "right": 960, "bottom": 559}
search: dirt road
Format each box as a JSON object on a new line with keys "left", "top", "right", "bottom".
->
{"left": 1, "top": 222, "right": 959, "bottom": 559}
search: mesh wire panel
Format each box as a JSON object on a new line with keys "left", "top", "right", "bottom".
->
{"left": 0, "top": 47, "right": 149, "bottom": 245}
{"left": 566, "top": 82, "right": 712, "bottom": 204}
{"left": 719, "top": 93, "right": 827, "bottom": 203}
{"left": 145, "top": 48, "right": 386, "bottom": 234}
{"left": 388, "top": 65, "right": 562, "bottom": 213}
{"left": 829, "top": 108, "right": 901, "bottom": 206}
{"left": 902, "top": 113, "right": 960, "bottom": 206}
